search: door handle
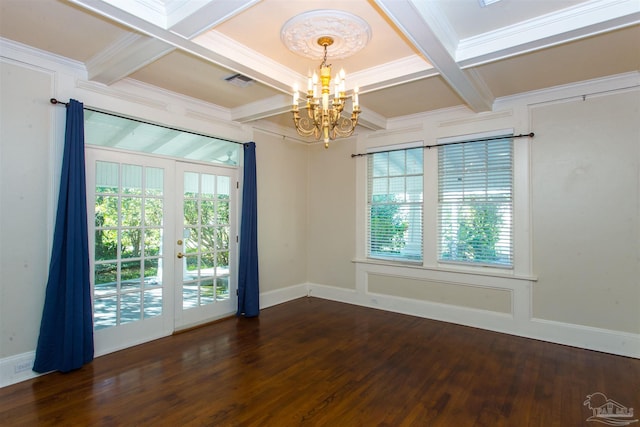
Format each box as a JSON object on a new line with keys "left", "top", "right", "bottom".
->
{"left": 177, "top": 252, "right": 184, "bottom": 259}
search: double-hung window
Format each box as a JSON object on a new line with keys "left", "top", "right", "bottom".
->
{"left": 367, "top": 146, "right": 423, "bottom": 262}
{"left": 438, "top": 135, "right": 513, "bottom": 267}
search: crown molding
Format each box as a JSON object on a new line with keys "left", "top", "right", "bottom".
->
{"left": 456, "top": 0, "right": 640, "bottom": 66}
{"left": 193, "top": 30, "right": 298, "bottom": 94}
{"left": 0, "top": 37, "right": 86, "bottom": 76}
{"left": 495, "top": 71, "right": 640, "bottom": 109}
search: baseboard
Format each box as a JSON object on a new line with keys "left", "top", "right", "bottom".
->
{"left": 4, "top": 283, "right": 635, "bottom": 389}
{"left": 0, "top": 351, "right": 41, "bottom": 388}
{"left": 524, "top": 318, "right": 640, "bottom": 359}
{"left": 307, "top": 283, "right": 640, "bottom": 359}
{"left": 259, "top": 283, "right": 309, "bottom": 309}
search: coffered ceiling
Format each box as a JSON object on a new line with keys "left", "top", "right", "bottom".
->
{"left": 1, "top": 0, "right": 638, "bottom": 135}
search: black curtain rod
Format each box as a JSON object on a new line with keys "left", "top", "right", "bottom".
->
{"left": 350, "top": 132, "right": 534, "bottom": 158}
{"left": 50, "top": 98, "right": 245, "bottom": 146}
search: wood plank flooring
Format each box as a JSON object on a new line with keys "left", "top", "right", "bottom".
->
{"left": 1, "top": 297, "right": 638, "bottom": 426}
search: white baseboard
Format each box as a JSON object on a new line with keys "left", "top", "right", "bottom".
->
{"left": 259, "top": 283, "right": 309, "bottom": 309}
{"left": 4, "top": 283, "right": 636, "bottom": 389}
{"left": 525, "top": 318, "right": 640, "bottom": 359}
{"left": 0, "top": 351, "right": 41, "bottom": 388}
{"left": 306, "top": 282, "right": 640, "bottom": 359}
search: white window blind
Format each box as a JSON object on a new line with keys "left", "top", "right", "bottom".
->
{"left": 367, "top": 147, "right": 423, "bottom": 262}
{"left": 438, "top": 136, "right": 513, "bottom": 267}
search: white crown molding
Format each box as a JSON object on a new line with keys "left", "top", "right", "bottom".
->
{"left": 495, "top": 71, "right": 640, "bottom": 110}
{"left": 355, "top": 108, "right": 387, "bottom": 131}
{"left": 385, "top": 71, "right": 639, "bottom": 127}
{"left": 76, "top": 78, "right": 170, "bottom": 111}
{"left": 0, "top": 37, "right": 86, "bottom": 76}
{"left": 251, "top": 121, "right": 312, "bottom": 145}
{"left": 193, "top": 30, "right": 299, "bottom": 93}
{"left": 456, "top": 0, "right": 640, "bottom": 66}
{"left": 348, "top": 55, "right": 436, "bottom": 93}
{"left": 231, "top": 94, "right": 292, "bottom": 123}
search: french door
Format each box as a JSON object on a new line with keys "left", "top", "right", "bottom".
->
{"left": 174, "top": 162, "right": 237, "bottom": 329}
{"left": 86, "top": 148, "right": 237, "bottom": 356}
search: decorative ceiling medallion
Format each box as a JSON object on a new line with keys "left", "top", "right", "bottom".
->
{"left": 281, "top": 10, "right": 371, "bottom": 60}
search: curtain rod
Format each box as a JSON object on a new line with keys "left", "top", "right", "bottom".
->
{"left": 350, "top": 132, "right": 534, "bottom": 158}
{"left": 50, "top": 98, "right": 245, "bottom": 146}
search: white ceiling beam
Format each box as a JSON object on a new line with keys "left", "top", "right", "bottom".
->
{"left": 457, "top": 0, "right": 640, "bottom": 67}
{"left": 168, "top": 0, "right": 260, "bottom": 39}
{"left": 231, "top": 94, "right": 292, "bottom": 123}
{"left": 70, "top": 0, "right": 292, "bottom": 93}
{"left": 354, "top": 108, "right": 387, "bottom": 131}
{"left": 86, "top": 33, "right": 175, "bottom": 85}
{"left": 374, "top": 0, "right": 494, "bottom": 113}
{"left": 74, "top": 0, "right": 262, "bottom": 87}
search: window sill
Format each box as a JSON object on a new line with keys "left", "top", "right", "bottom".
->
{"left": 352, "top": 258, "right": 538, "bottom": 282}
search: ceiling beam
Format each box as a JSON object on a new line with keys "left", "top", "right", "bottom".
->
{"left": 374, "top": 0, "right": 494, "bottom": 113}
{"left": 86, "top": 33, "right": 175, "bottom": 85}
{"left": 168, "top": 0, "right": 260, "bottom": 38}
{"left": 76, "top": 0, "right": 258, "bottom": 86}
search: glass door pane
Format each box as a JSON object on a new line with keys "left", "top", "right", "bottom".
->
{"left": 87, "top": 148, "right": 175, "bottom": 356}
{"left": 176, "top": 163, "right": 236, "bottom": 328}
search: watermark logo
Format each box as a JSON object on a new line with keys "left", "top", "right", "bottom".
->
{"left": 584, "top": 392, "right": 638, "bottom": 426}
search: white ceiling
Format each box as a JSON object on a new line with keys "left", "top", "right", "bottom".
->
{"left": 1, "top": 0, "right": 638, "bottom": 135}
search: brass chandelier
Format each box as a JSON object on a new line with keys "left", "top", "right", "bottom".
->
{"left": 291, "top": 37, "right": 361, "bottom": 148}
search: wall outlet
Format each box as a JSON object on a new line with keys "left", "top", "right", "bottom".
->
{"left": 14, "top": 359, "right": 33, "bottom": 374}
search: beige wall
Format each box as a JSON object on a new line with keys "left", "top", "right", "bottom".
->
{"left": 0, "top": 62, "right": 55, "bottom": 358}
{"left": 531, "top": 91, "right": 640, "bottom": 333}
{"left": 368, "top": 274, "right": 512, "bottom": 314}
{"left": 307, "top": 140, "right": 356, "bottom": 290}
{"left": 254, "top": 131, "right": 309, "bottom": 292}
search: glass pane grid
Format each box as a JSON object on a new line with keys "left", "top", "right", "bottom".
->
{"left": 182, "top": 171, "right": 232, "bottom": 309}
{"left": 94, "top": 161, "right": 164, "bottom": 330}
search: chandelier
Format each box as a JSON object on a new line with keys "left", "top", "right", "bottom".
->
{"left": 291, "top": 36, "right": 361, "bottom": 149}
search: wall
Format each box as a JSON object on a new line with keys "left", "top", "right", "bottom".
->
{"left": 306, "top": 76, "right": 639, "bottom": 359}
{"left": 0, "top": 40, "right": 307, "bottom": 386}
{"left": 306, "top": 139, "right": 356, "bottom": 292}
{"left": 531, "top": 91, "right": 639, "bottom": 334}
{"left": 254, "top": 130, "right": 309, "bottom": 296}
{"left": 0, "top": 61, "right": 57, "bottom": 361}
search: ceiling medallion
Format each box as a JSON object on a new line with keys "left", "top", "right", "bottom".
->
{"left": 280, "top": 10, "right": 372, "bottom": 60}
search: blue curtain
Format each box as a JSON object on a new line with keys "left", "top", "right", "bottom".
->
{"left": 33, "top": 99, "right": 94, "bottom": 373}
{"left": 237, "top": 142, "right": 260, "bottom": 317}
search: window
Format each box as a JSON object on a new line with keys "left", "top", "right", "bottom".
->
{"left": 367, "top": 147, "right": 423, "bottom": 261}
{"left": 438, "top": 135, "right": 513, "bottom": 267}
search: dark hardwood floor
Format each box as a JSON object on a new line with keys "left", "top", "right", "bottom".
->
{"left": 1, "top": 297, "right": 638, "bottom": 426}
